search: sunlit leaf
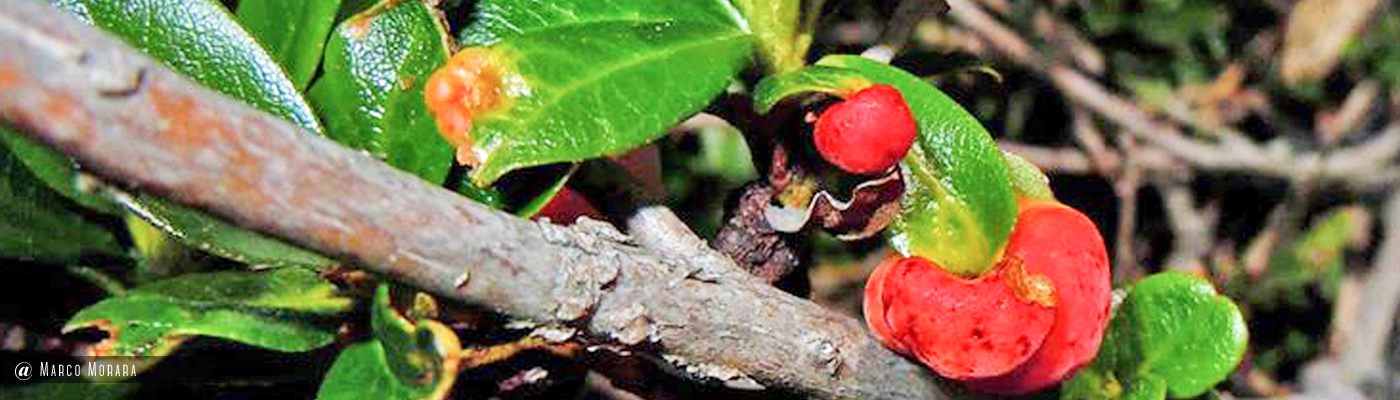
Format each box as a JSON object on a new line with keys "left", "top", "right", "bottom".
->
{"left": 1064, "top": 273, "right": 1248, "bottom": 400}
{"left": 310, "top": 0, "right": 455, "bottom": 183}
{"left": 456, "top": 0, "right": 753, "bottom": 185}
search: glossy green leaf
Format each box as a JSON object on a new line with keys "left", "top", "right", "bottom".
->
{"left": 237, "top": 0, "right": 343, "bottom": 90}
{"left": 316, "top": 341, "right": 450, "bottom": 400}
{"left": 813, "top": 55, "right": 1017, "bottom": 276}
{"left": 1065, "top": 273, "right": 1248, "bottom": 400}
{"left": 0, "top": 132, "right": 121, "bottom": 261}
{"left": 459, "top": 4, "right": 753, "bottom": 185}
{"left": 64, "top": 268, "right": 350, "bottom": 369}
{"left": 310, "top": 0, "right": 455, "bottom": 183}
{"left": 459, "top": 0, "right": 746, "bottom": 45}
{"left": 1123, "top": 273, "right": 1247, "bottom": 397}
{"left": 119, "top": 194, "right": 333, "bottom": 269}
{"left": 1002, "top": 151, "right": 1055, "bottom": 201}
{"left": 0, "top": 128, "right": 121, "bottom": 214}
{"left": 752, "top": 66, "right": 874, "bottom": 112}
{"left": 316, "top": 284, "right": 460, "bottom": 400}
{"left": 49, "top": 0, "right": 322, "bottom": 134}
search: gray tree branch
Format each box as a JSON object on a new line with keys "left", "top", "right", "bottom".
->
{"left": 0, "top": 2, "right": 949, "bottom": 399}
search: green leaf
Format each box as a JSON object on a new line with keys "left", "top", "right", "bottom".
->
{"left": 729, "top": 0, "right": 804, "bottom": 73}
{"left": 459, "top": 3, "right": 753, "bottom": 185}
{"left": 814, "top": 55, "right": 1018, "bottom": 276}
{"left": 310, "top": 0, "right": 454, "bottom": 183}
{"left": 752, "top": 65, "right": 874, "bottom": 112}
{"left": 454, "top": 177, "right": 506, "bottom": 210}
{"left": 0, "top": 128, "right": 121, "bottom": 214}
{"left": 316, "top": 284, "right": 459, "bottom": 400}
{"left": 124, "top": 212, "right": 207, "bottom": 283}
{"left": 237, "top": 0, "right": 344, "bottom": 91}
{"left": 1002, "top": 151, "right": 1054, "bottom": 201}
{"left": 0, "top": 132, "right": 122, "bottom": 261}
{"left": 1062, "top": 363, "right": 1169, "bottom": 400}
{"left": 1120, "top": 273, "right": 1247, "bottom": 397}
{"left": 49, "top": 0, "right": 322, "bottom": 134}
{"left": 64, "top": 268, "right": 350, "bottom": 370}
{"left": 459, "top": 0, "right": 746, "bottom": 45}
{"left": 691, "top": 124, "right": 757, "bottom": 183}
{"left": 1066, "top": 273, "right": 1248, "bottom": 400}
{"left": 1124, "top": 377, "right": 1170, "bottom": 400}
{"left": 119, "top": 194, "right": 334, "bottom": 269}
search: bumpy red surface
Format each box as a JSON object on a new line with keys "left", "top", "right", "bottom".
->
{"left": 864, "top": 256, "right": 1056, "bottom": 379}
{"left": 814, "top": 85, "right": 918, "bottom": 174}
{"left": 967, "top": 202, "right": 1112, "bottom": 395}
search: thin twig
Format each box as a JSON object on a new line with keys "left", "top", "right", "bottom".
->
{"left": 1111, "top": 134, "right": 1143, "bottom": 282}
{"left": 997, "top": 141, "right": 1184, "bottom": 176}
{"left": 1156, "top": 176, "right": 1215, "bottom": 274}
{"left": 878, "top": 0, "right": 948, "bottom": 55}
{"left": 1030, "top": 7, "right": 1104, "bottom": 75}
{"left": 1069, "top": 108, "right": 1115, "bottom": 176}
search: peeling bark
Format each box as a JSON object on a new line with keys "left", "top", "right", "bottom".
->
{"left": 0, "top": 2, "right": 952, "bottom": 399}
